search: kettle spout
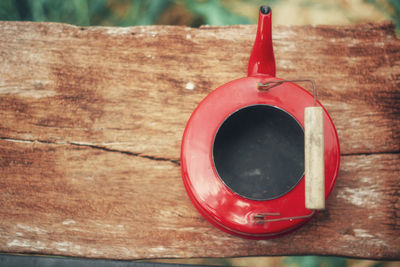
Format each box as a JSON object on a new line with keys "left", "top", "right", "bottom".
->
{"left": 247, "top": 6, "right": 276, "bottom": 77}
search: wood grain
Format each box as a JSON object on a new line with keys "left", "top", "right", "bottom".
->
{"left": 0, "top": 21, "right": 399, "bottom": 260}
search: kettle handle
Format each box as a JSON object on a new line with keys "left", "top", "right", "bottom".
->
{"left": 247, "top": 6, "right": 276, "bottom": 77}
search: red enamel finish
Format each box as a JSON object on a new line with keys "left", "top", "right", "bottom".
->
{"left": 248, "top": 8, "right": 275, "bottom": 77}
{"left": 181, "top": 7, "right": 340, "bottom": 239}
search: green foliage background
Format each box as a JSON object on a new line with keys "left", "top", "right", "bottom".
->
{"left": 0, "top": 0, "right": 399, "bottom": 30}
{"left": 0, "top": 0, "right": 252, "bottom": 26}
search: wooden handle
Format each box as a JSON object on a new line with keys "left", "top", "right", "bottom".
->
{"left": 305, "top": 107, "right": 325, "bottom": 210}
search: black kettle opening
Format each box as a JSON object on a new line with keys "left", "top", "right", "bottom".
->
{"left": 212, "top": 105, "right": 305, "bottom": 201}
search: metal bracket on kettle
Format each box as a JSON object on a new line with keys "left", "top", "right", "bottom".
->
{"left": 254, "top": 210, "right": 316, "bottom": 225}
{"left": 257, "top": 79, "right": 318, "bottom": 106}
{"left": 258, "top": 78, "right": 327, "bottom": 212}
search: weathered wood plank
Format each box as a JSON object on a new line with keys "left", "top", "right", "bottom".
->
{"left": 0, "top": 21, "right": 399, "bottom": 259}
{"left": 0, "top": 140, "right": 399, "bottom": 259}
{"left": 0, "top": 22, "right": 399, "bottom": 158}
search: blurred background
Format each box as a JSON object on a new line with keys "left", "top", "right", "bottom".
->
{"left": 0, "top": 0, "right": 399, "bottom": 31}
{"left": 0, "top": 0, "right": 399, "bottom": 267}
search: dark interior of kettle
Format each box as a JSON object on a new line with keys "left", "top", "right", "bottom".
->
{"left": 213, "top": 105, "right": 305, "bottom": 200}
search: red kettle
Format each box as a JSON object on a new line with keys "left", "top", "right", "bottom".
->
{"left": 181, "top": 6, "right": 340, "bottom": 239}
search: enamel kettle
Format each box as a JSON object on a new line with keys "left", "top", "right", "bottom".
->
{"left": 181, "top": 6, "right": 340, "bottom": 239}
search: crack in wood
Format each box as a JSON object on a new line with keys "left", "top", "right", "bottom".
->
{"left": 2, "top": 136, "right": 399, "bottom": 165}
{"left": 341, "top": 151, "right": 400, "bottom": 156}
{"left": 0, "top": 137, "right": 180, "bottom": 166}
{"left": 2, "top": 136, "right": 399, "bottom": 161}
{"left": 31, "top": 122, "right": 138, "bottom": 131}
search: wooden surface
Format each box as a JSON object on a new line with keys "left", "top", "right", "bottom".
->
{"left": 0, "top": 21, "right": 399, "bottom": 260}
